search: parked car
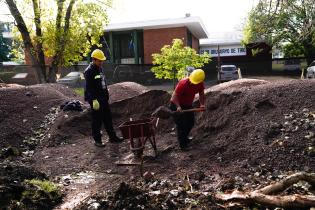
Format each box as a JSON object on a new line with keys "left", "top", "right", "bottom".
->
{"left": 283, "top": 59, "right": 301, "bottom": 72}
{"left": 306, "top": 61, "right": 315, "bottom": 79}
{"left": 217, "top": 65, "right": 239, "bottom": 83}
{"left": 57, "top": 71, "right": 85, "bottom": 87}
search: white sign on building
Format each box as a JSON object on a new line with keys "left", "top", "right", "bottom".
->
{"left": 200, "top": 45, "right": 246, "bottom": 57}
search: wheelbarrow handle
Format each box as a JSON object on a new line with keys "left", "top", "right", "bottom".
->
{"left": 155, "top": 117, "right": 159, "bottom": 127}
{"left": 181, "top": 107, "right": 205, "bottom": 113}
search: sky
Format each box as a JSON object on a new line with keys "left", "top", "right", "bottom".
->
{"left": 107, "top": 0, "right": 258, "bottom": 41}
{"left": 0, "top": 0, "right": 258, "bottom": 41}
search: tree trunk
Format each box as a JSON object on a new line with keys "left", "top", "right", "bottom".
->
{"left": 5, "top": 0, "right": 45, "bottom": 83}
{"left": 32, "top": 0, "right": 47, "bottom": 81}
{"left": 50, "top": 0, "right": 76, "bottom": 82}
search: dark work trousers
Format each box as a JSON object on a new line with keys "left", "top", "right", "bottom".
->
{"left": 170, "top": 103, "right": 195, "bottom": 149}
{"left": 90, "top": 100, "right": 116, "bottom": 143}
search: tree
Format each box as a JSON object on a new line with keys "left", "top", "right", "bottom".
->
{"left": 151, "top": 39, "right": 210, "bottom": 88}
{"left": 243, "top": 0, "right": 315, "bottom": 64}
{"left": 282, "top": 43, "right": 304, "bottom": 58}
{"left": 3, "top": 0, "right": 111, "bottom": 83}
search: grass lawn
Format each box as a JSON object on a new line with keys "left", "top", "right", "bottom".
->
{"left": 73, "top": 87, "right": 84, "bottom": 97}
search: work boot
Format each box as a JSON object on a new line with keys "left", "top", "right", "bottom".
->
{"left": 179, "top": 140, "right": 189, "bottom": 151}
{"left": 94, "top": 142, "right": 106, "bottom": 147}
{"left": 187, "top": 136, "right": 193, "bottom": 144}
{"left": 180, "top": 145, "right": 191, "bottom": 152}
{"left": 109, "top": 135, "right": 123, "bottom": 143}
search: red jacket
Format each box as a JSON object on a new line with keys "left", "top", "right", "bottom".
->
{"left": 171, "top": 78, "right": 204, "bottom": 106}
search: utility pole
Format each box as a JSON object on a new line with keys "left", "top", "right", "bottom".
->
{"left": 217, "top": 44, "right": 221, "bottom": 71}
{"left": 217, "top": 45, "right": 221, "bottom": 82}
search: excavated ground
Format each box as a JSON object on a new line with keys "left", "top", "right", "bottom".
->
{"left": 1, "top": 80, "right": 315, "bottom": 209}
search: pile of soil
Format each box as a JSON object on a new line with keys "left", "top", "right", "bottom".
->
{"left": 108, "top": 82, "right": 149, "bottom": 102}
{"left": 77, "top": 181, "right": 219, "bottom": 210}
{"left": 0, "top": 83, "right": 79, "bottom": 149}
{"left": 0, "top": 162, "right": 63, "bottom": 209}
{"left": 41, "top": 82, "right": 169, "bottom": 148}
{"left": 2, "top": 79, "right": 315, "bottom": 209}
{"left": 192, "top": 79, "right": 315, "bottom": 173}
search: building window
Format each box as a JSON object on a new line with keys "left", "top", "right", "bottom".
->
{"left": 117, "top": 33, "right": 134, "bottom": 58}
{"left": 187, "top": 30, "right": 192, "bottom": 47}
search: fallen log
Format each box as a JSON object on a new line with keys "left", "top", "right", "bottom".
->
{"left": 216, "top": 172, "right": 315, "bottom": 209}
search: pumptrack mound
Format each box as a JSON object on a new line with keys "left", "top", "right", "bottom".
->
{"left": 193, "top": 79, "right": 315, "bottom": 173}
{"left": 1, "top": 79, "right": 315, "bottom": 209}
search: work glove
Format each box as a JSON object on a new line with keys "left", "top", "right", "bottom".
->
{"left": 176, "top": 106, "right": 182, "bottom": 112}
{"left": 92, "top": 99, "right": 100, "bottom": 111}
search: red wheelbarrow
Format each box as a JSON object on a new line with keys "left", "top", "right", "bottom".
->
{"left": 118, "top": 117, "right": 159, "bottom": 158}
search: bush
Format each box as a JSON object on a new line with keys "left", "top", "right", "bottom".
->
{"left": 73, "top": 87, "right": 84, "bottom": 96}
{"left": 0, "top": 71, "right": 16, "bottom": 83}
{"left": 19, "top": 179, "right": 63, "bottom": 209}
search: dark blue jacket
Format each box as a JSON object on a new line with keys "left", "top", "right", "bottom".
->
{"left": 84, "top": 63, "right": 109, "bottom": 103}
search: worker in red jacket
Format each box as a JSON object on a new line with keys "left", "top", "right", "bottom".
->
{"left": 84, "top": 49, "right": 122, "bottom": 147}
{"left": 170, "top": 69, "right": 205, "bottom": 151}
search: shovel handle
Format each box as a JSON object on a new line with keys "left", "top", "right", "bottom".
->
{"left": 181, "top": 107, "right": 205, "bottom": 113}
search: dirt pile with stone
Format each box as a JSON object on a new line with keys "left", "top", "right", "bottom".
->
{"left": 192, "top": 79, "right": 315, "bottom": 173}
{"left": 1, "top": 79, "right": 315, "bottom": 209}
{"left": 0, "top": 83, "right": 79, "bottom": 150}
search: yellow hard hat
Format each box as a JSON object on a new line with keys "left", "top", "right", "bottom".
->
{"left": 189, "top": 69, "right": 205, "bottom": 84}
{"left": 91, "top": 49, "right": 106, "bottom": 61}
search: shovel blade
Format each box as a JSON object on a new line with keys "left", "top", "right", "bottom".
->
{"left": 151, "top": 106, "right": 173, "bottom": 119}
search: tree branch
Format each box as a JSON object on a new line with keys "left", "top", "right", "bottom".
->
{"left": 216, "top": 172, "right": 315, "bottom": 209}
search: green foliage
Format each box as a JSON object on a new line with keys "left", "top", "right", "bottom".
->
{"left": 73, "top": 87, "right": 84, "bottom": 96}
{"left": 151, "top": 39, "right": 210, "bottom": 80}
{"left": 243, "top": 0, "right": 315, "bottom": 61}
{"left": 24, "top": 179, "right": 60, "bottom": 194}
{"left": 10, "top": 27, "right": 25, "bottom": 63}
{"left": 0, "top": 22, "right": 11, "bottom": 62}
{"left": 11, "top": 0, "right": 111, "bottom": 66}
{"left": 282, "top": 43, "right": 304, "bottom": 57}
{"left": 43, "top": 0, "right": 110, "bottom": 66}
{"left": 0, "top": 71, "right": 15, "bottom": 83}
{"left": 21, "top": 179, "right": 63, "bottom": 208}
{"left": 251, "top": 48, "right": 263, "bottom": 56}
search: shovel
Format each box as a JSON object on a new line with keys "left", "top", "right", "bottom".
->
{"left": 152, "top": 106, "right": 205, "bottom": 119}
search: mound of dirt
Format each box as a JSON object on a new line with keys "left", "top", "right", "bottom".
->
{"left": 44, "top": 89, "right": 171, "bottom": 148}
{"left": 208, "top": 78, "right": 269, "bottom": 93}
{"left": 108, "top": 82, "right": 149, "bottom": 102}
{"left": 5, "top": 79, "right": 315, "bottom": 209}
{"left": 0, "top": 84, "right": 80, "bottom": 150}
{"left": 0, "top": 162, "right": 48, "bottom": 208}
{"left": 192, "top": 79, "right": 315, "bottom": 173}
{"left": 0, "top": 82, "right": 151, "bottom": 150}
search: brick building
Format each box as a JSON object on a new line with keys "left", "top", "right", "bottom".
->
{"left": 101, "top": 16, "right": 208, "bottom": 65}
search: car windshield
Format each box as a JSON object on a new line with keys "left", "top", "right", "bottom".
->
{"left": 310, "top": 61, "right": 315, "bottom": 67}
{"left": 221, "top": 66, "right": 236, "bottom": 71}
{"left": 66, "top": 72, "right": 80, "bottom": 77}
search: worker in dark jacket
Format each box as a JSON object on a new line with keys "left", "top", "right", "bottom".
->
{"left": 170, "top": 69, "right": 205, "bottom": 151}
{"left": 84, "top": 49, "right": 122, "bottom": 147}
